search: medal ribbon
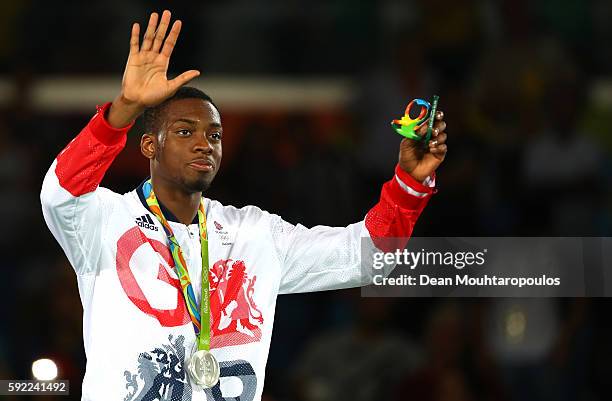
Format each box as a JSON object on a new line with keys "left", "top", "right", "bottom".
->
{"left": 142, "top": 180, "right": 211, "bottom": 351}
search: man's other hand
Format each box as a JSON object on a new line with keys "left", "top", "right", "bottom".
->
{"left": 398, "top": 110, "right": 447, "bottom": 182}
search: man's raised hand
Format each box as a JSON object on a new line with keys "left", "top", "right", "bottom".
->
{"left": 398, "top": 111, "right": 448, "bottom": 182}
{"left": 108, "top": 10, "right": 200, "bottom": 128}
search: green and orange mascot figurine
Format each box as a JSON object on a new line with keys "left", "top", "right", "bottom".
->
{"left": 391, "top": 95, "right": 439, "bottom": 144}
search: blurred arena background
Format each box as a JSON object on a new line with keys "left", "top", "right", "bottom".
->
{"left": 0, "top": 0, "right": 611, "bottom": 400}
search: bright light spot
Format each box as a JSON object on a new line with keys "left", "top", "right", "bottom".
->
{"left": 32, "top": 359, "right": 58, "bottom": 380}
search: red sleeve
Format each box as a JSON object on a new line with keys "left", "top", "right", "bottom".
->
{"left": 55, "top": 102, "right": 134, "bottom": 197}
{"left": 365, "top": 164, "right": 435, "bottom": 248}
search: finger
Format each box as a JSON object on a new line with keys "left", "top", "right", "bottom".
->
{"left": 152, "top": 10, "right": 171, "bottom": 52}
{"left": 169, "top": 70, "right": 201, "bottom": 92}
{"left": 434, "top": 132, "right": 447, "bottom": 145}
{"left": 129, "top": 23, "right": 140, "bottom": 55}
{"left": 433, "top": 121, "right": 446, "bottom": 137}
{"left": 429, "top": 132, "right": 447, "bottom": 148}
{"left": 161, "top": 20, "right": 182, "bottom": 58}
{"left": 141, "top": 12, "right": 159, "bottom": 51}
{"left": 430, "top": 144, "right": 448, "bottom": 157}
{"left": 416, "top": 115, "right": 446, "bottom": 137}
{"left": 435, "top": 110, "right": 444, "bottom": 120}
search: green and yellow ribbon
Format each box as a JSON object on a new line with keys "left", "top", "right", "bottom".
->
{"left": 142, "top": 179, "right": 211, "bottom": 351}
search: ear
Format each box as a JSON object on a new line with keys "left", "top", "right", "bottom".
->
{"left": 140, "top": 134, "right": 156, "bottom": 159}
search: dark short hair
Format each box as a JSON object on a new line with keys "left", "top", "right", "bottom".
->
{"left": 143, "top": 86, "right": 219, "bottom": 135}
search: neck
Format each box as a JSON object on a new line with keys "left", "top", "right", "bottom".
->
{"left": 150, "top": 174, "right": 201, "bottom": 225}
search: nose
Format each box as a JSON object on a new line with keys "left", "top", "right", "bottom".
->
{"left": 193, "top": 132, "right": 213, "bottom": 153}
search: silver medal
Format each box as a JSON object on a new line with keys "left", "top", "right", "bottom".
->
{"left": 187, "top": 349, "right": 220, "bottom": 388}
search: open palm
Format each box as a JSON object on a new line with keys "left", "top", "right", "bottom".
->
{"left": 121, "top": 11, "right": 200, "bottom": 107}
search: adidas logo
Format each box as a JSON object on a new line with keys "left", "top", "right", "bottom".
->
{"left": 135, "top": 214, "right": 159, "bottom": 231}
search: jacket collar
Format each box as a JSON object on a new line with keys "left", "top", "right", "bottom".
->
{"left": 136, "top": 178, "right": 199, "bottom": 224}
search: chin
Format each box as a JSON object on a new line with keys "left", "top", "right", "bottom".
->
{"left": 184, "top": 176, "right": 213, "bottom": 193}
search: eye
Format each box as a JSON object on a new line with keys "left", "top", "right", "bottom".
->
{"left": 176, "top": 129, "right": 192, "bottom": 137}
{"left": 210, "top": 131, "right": 222, "bottom": 141}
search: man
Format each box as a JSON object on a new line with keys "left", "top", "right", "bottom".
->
{"left": 41, "top": 10, "right": 448, "bottom": 401}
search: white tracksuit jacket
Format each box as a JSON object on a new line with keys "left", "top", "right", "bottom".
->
{"left": 40, "top": 102, "right": 434, "bottom": 401}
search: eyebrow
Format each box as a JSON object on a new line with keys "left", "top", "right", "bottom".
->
{"left": 170, "top": 118, "right": 222, "bottom": 128}
{"left": 171, "top": 118, "right": 198, "bottom": 126}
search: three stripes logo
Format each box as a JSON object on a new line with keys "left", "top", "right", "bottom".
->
{"left": 135, "top": 214, "right": 159, "bottom": 231}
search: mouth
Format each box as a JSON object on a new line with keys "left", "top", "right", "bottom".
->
{"left": 187, "top": 159, "right": 214, "bottom": 172}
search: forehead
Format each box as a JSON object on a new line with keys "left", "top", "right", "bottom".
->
{"left": 162, "top": 98, "right": 221, "bottom": 126}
